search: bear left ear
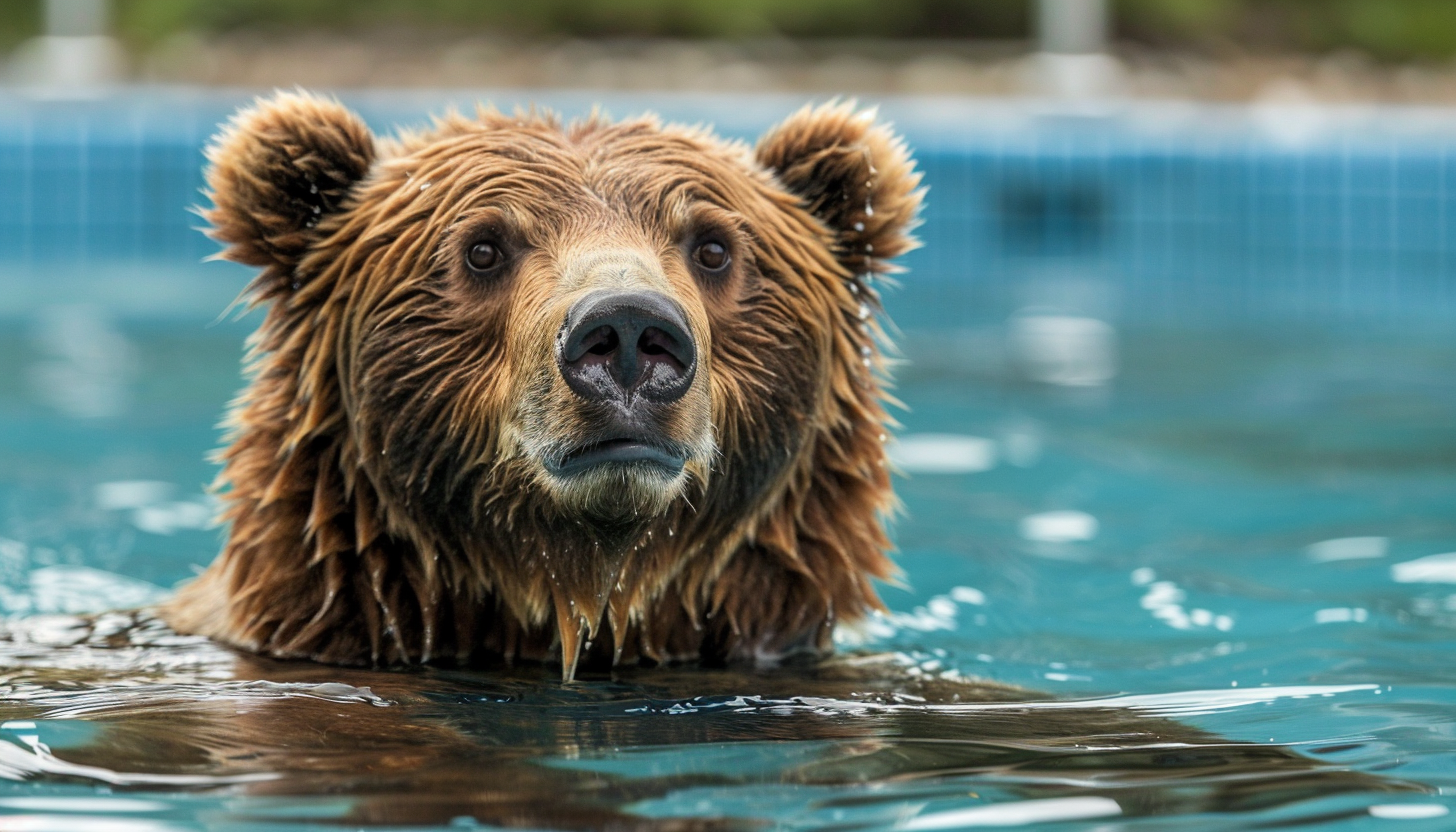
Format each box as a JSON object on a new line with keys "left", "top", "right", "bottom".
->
{"left": 755, "top": 102, "right": 923, "bottom": 277}
{"left": 202, "top": 90, "right": 377, "bottom": 299}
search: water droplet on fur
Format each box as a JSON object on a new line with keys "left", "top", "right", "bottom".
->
{"left": 848, "top": 282, "right": 859, "bottom": 294}
{"left": 853, "top": 221, "right": 865, "bottom": 232}
{"left": 878, "top": 433, "right": 888, "bottom": 442}
{"left": 667, "top": 528, "right": 673, "bottom": 537}
{"left": 858, "top": 303, "right": 870, "bottom": 320}
{"left": 309, "top": 184, "right": 318, "bottom": 194}
{"left": 419, "top": 182, "right": 432, "bottom": 191}
{"left": 863, "top": 357, "right": 872, "bottom": 368}
{"left": 864, "top": 203, "right": 875, "bottom": 217}
{"left": 290, "top": 281, "right": 301, "bottom": 290}
{"left": 864, "top": 244, "right": 873, "bottom": 253}
{"left": 860, "top": 345, "right": 872, "bottom": 356}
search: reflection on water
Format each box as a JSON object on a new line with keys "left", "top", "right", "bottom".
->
{"left": 1306, "top": 535, "right": 1389, "bottom": 563}
{"left": 889, "top": 434, "right": 998, "bottom": 474}
{"left": 1018, "top": 509, "right": 1099, "bottom": 543}
{"left": 0, "top": 615, "right": 1424, "bottom": 830}
{"left": 1391, "top": 552, "right": 1456, "bottom": 584}
{"left": 1007, "top": 312, "right": 1119, "bottom": 388}
{"left": 94, "top": 480, "right": 215, "bottom": 537}
{"left": 27, "top": 307, "right": 136, "bottom": 420}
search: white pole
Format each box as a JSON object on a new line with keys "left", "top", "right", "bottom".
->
{"left": 1031, "top": 0, "right": 1120, "bottom": 99}
{"left": 1038, "top": 0, "right": 1108, "bottom": 55}
{"left": 45, "top": 0, "right": 110, "bottom": 38}
{"left": 13, "top": 0, "right": 122, "bottom": 94}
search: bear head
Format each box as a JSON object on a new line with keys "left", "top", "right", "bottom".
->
{"left": 163, "top": 91, "right": 922, "bottom": 679}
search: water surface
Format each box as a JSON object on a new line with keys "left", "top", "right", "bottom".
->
{"left": 0, "top": 311, "right": 1451, "bottom": 830}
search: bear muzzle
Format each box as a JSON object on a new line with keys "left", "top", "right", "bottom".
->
{"left": 551, "top": 289, "right": 698, "bottom": 477}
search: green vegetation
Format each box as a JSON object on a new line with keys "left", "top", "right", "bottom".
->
{"left": 3, "top": 0, "right": 1456, "bottom": 61}
{"left": 107, "top": 0, "right": 1027, "bottom": 43}
{"left": 1117, "top": 0, "right": 1456, "bottom": 59}
{"left": 0, "top": 1, "right": 41, "bottom": 50}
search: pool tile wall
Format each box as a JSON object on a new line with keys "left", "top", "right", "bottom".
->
{"left": 0, "top": 91, "right": 1453, "bottom": 327}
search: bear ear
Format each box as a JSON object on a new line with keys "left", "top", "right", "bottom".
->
{"left": 755, "top": 102, "right": 922, "bottom": 277}
{"left": 202, "top": 90, "right": 376, "bottom": 296}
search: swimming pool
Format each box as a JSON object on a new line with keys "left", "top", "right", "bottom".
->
{"left": 0, "top": 90, "right": 1452, "bottom": 830}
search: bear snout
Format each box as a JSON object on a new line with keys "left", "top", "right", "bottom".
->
{"left": 556, "top": 289, "right": 697, "bottom": 406}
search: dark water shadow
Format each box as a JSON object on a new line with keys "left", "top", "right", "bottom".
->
{"left": 0, "top": 613, "right": 1422, "bottom": 829}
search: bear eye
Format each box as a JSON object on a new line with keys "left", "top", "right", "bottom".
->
{"left": 692, "top": 240, "right": 730, "bottom": 272}
{"left": 466, "top": 240, "right": 503, "bottom": 273}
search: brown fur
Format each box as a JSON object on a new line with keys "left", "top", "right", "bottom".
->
{"left": 162, "top": 91, "right": 924, "bottom": 679}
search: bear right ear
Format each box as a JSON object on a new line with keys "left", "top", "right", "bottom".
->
{"left": 755, "top": 102, "right": 922, "bottom": 279}
{"left": 202, "top": 90, "right": 376, "bottom": 298}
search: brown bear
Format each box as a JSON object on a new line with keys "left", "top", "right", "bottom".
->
{"left": 161, "top": 90, "right": 922, "bottom": 681}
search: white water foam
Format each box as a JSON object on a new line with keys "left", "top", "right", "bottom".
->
{"left": 1132, "top": 568, "right": 1234, "bottom": 632}
{"left": 901, "top": 796, "right": 1122, "bottom": 829}
{"left": 834, "top": 587, "right": 989, "bottom": 646}
{"left": 30, "top": 681, "right": 392, "bottom": 720}
{"left": 740, "top": 684, "right": 1381, "bottom": 720}
{"left": 0, "top": 564, "right": 167, "bottom": 617}
{"left": 1369, "top": 804, "right": 1450, "bottom": 820}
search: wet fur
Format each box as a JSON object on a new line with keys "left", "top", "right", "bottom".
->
{"left": 163, "top": 92, "right": 922, "bottom": 678}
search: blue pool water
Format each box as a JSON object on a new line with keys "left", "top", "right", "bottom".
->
{"left": 0, "top": 91, "right": 1452, "bottom": 830}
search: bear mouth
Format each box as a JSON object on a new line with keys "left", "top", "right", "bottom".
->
{"left": 550, "top": 437, "right": 686, "bottom": 477}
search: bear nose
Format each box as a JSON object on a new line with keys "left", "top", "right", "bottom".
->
{"left": 557, "top": 290, "right": 696, "bottom": 404}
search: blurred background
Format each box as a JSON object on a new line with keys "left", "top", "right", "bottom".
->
{"left": 0, "top": 3, "right": 1454, "bottom": 828}
{"left": 9, "top": 0, "right": 1456, "bottom": 99}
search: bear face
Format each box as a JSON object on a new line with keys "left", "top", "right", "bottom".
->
{"left": 163, "top": 92, "right": 922, "bottom": 680}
